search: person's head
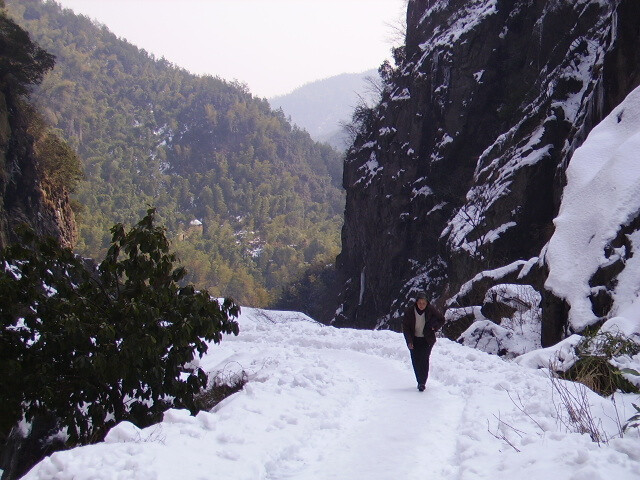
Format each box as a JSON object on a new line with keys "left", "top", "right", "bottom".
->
{"left": 415, "top": 291, "right": 428, "bottom": 310}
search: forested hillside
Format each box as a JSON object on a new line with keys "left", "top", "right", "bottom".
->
{"left": 6, "top": 0, "right": 344, "bottom": 306}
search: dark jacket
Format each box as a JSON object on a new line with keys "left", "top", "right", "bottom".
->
{"left": 402, "top": 302, "right": 446, "bottom": 346}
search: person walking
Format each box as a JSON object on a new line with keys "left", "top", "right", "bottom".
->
{"left": 402, "top": 292, "right": 445, "bottom": 392}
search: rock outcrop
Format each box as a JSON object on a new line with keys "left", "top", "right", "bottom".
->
{"left": 334, "top": 0, "right": 640, "bottom": 347}
{"left": 0, "top": 92, "right": 77, "bottom": 249}
{"left": 0, "top": 8, "right": 76, "bottom": 250}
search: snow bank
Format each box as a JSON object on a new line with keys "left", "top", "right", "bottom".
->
{"left": 600, "top": 316, "right": 640, "bottom": 341}
{"left": 545, "top": 85, "right": 640, "bottom": 331}
{"left": 515, "top": 334, "right": 582, "bottom": 371}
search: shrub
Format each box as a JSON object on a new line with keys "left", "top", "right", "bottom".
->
{"left": 0, "top": 208, "right": 239, "bottom": 445}
{"left": 561, "top": 331, "right": 640, "bottom": 397}
{"left": 563, "top": 355, "right": 638, "bottom": 397}
{"left": 576, "top": 331, "right": 640, "bottom": 358}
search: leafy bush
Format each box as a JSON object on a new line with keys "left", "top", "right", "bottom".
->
{"left": 561, "top": 331, "right": 640, "bottom": 397}
{"left": 0, "top": 208, "right": 239, "bottom": 444}
{"left": 576, "top": 331, "right": 640, "bottom": 358}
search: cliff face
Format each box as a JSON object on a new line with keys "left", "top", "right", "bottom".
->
{"left": 335, "top": 0, "right": 640, "bottom": 343}
{"left": 0, "top": 91, "right": 77, "bottom": 250}
{"left": 0, "top": 11, "right": 76, "bottom": 250}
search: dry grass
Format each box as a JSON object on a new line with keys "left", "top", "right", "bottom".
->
{"left": 194, "top": 365, "right": 248, "bottom": 412}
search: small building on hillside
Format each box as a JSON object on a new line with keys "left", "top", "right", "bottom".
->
{"left": 177, "top": 219, "right": 203, "bottom": 241}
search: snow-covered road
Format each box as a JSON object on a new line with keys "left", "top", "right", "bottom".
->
{"left": 293, "top": 350, "right": 464, "bottom": 480}
{"left": 22, "top": 308, "right": 640, "bottom": 479}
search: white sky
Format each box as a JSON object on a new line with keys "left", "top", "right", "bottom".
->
{"left": 54, "top": 0, "right": 406, "bottom": 98}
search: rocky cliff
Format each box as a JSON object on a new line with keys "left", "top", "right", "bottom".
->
{"left": 0, "top": 6, "right": 76, "bottom": 250}
{"left": 0, "top": 92, "right": 77, "bottom": 250}
{"left": 334, "top": 0, "right": 640, "bottom": 348}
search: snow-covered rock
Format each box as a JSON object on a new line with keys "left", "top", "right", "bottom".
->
{"left": 515, "top": 334, "right": 583, "bottom": 372}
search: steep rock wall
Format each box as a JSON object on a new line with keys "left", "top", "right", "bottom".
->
{"left": 0, "top": 90, "right": 76, "bottom": 249}
{"left": 335, "top": 0, "right": 640, "bottom": 343}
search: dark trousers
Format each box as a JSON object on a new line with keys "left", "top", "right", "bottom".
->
{"left": 410, "top": 337, "right": 434, "bottom": 386}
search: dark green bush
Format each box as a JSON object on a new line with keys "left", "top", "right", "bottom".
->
{"left": 0, "top": 208, "right": 239, "bottom": 444}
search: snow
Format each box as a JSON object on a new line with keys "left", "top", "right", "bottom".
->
{"left": 391, "top": 88, "right": 411, "bottom": 101}
{"left": 447, "top": 260, "right": 528, "bottom": 307}
{"left": 411, "top": 184, "right": 433, "bottom": 199}
{"left": 483, "top": 221, "right": 517, "bottom": 244}
{"left": 515, "top": 335, "right": 583, "bottom": 372}
{"left": 427, "top": 201, "right": 447, "bottom": 216}
{"left": 354, "top": 151, "right": 383, "bottom": 188}
{"left": 600, "top": 316, "right": 640, "bottom": 342}
{"left": 417, "top": 0, "right": 498, "bottom": 66}
{"left": 429, "top": 131, "right": 454, "bottom": 163}
{"left": 3, "top": 260, "right": 22, "bottom": 279}
{"left": 443, "top": 181, "right": 515, "bottom": 258}
{"left": 22, "top": 307, "right": 640, "bottom": 480}
{"left": 545, "top": 85, "right": 640, "bottom": 331}
{"left": 473, "top": 70, "right": 485, "bottom": 83}
{"left": 518, "top": 256, "right": 541, "bottom": 280}
{"left": 549, "top": 31, "right": 606, "bottom": 125}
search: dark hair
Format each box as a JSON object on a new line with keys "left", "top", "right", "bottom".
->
{"left": 415, "top": 291, "right": 428, "bottom": 301}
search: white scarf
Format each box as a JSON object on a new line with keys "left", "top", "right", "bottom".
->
{"left": 414, "top": 308, "right": 426, "bottom": 337}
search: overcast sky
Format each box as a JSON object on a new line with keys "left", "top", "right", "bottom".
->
{"left": 54, "top": 0, "right": 406, "bottom": 98}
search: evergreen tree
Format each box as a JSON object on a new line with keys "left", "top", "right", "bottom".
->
{"left": 0, "top": 3, "right": 53, "bottom": 95}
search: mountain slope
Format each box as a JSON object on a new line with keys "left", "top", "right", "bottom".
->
{"left": 269, "top": 70, "right": 378, "bottom": 150}
{"left": 6, "top": 0, "right": 344, "bottom": 305}
{"left": 20, "top": 308, "right": 640, "bottom": 479}
{"left": 334, "top": 0, "right": 640, "bottom": 344}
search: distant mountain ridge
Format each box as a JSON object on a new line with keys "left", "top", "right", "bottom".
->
{"left": 269, "top": 70, "right": 379, "bottom": 150}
